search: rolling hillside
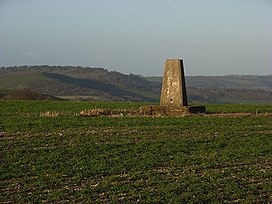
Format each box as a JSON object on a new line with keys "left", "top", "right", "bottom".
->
{"left": 0, "top": 66, "right": 271, "bottom": 103}
{"left": 0, "top": 66, "right": 159, "bottom": 102}
{"left": 146, "top": 75, "right": 272, "bottom": 91}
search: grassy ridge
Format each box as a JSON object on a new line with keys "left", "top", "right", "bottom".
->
{"left": 0, "top": 72, "right": 49, "bottom": 88}
{"left": 0, "top": 101, "right": 271, "bottom": 203}
{"left": 1, "top": 66, "right": 272, "bottom": 103}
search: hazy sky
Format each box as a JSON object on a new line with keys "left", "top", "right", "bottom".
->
{"left": 0, "top": 0, "right": 271, "bottom": 76}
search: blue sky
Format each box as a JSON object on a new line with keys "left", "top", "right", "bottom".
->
{"left": 0, "top": 0, "right": 271, "bottom": 76}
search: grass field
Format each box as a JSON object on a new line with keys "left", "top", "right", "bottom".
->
{"left": 0, "top": 101, "right": 271, "bottom": 203}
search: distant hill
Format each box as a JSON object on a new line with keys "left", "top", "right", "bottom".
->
{"left": 187, "top": 87, "right": 272, "bottom": 104}
{"left": 0, "top": 66, "right": 271, "bottom": 104}
{"left": 0, "top": 66, "right": 160, "bottom": 102}
{"left": 146, "top": 75, "right": 272, "bottom": 92}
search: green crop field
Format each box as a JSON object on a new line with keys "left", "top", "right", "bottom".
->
{"left": 1, "top": 101, "right": 271, "bottom": 203}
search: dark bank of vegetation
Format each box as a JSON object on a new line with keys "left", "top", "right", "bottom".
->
{"left": 1, "top": 66, "right": 272, "bottom": 103}
{"left": 0, "top": 89, "right": 63, "bottom": 101}
{"left": 1, "top": 101, "right": 271, "bottom": 203}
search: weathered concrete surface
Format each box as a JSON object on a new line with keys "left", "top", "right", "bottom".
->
{"left": 139, "top": 59, "right": 206, "bottom": 116}
{"left": 160, "top": 59, "right": 188, "bottom": 107}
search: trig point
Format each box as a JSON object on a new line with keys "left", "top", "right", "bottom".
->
{"left": 160, "top": 59, "right": 188, "bottom": 107}
{"left": 140, "top": 58, "right": 206, "bottom": 116}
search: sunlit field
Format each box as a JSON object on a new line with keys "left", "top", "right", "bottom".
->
{"left": 1, "top": 101, "right": 271, "bottom": 203}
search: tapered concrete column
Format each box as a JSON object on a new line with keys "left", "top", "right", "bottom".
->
{"left": 160, "top": 59, "right": 188, "bottom": 107}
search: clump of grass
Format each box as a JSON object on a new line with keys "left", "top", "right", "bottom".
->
{"left": 40, "top": 111, "right": 72, "bottom": 117}
{"left": 79, "top": 108, "right": 111, "bottom": 117}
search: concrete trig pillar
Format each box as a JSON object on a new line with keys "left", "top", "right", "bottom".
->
{"left": 160, "top": 59, "right": 188, "bottom": 107}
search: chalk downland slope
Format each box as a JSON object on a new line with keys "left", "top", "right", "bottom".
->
{"left": 0, "top": 66, "right": 271, "bottom": 103}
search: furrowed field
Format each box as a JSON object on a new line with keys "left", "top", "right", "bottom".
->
{"left": 1, "top": 101, "right": 271, "bottom": 203}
